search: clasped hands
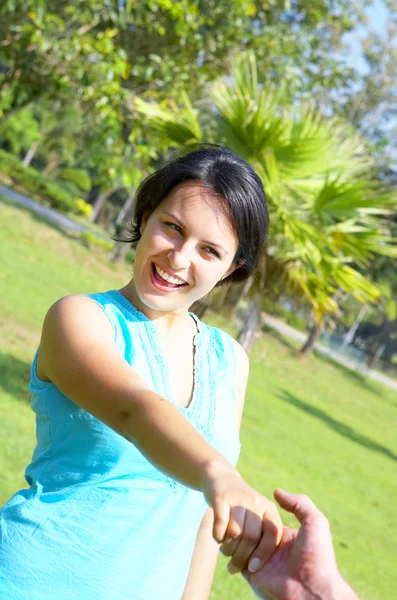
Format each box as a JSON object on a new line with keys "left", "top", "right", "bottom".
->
{"left": 202, "top": 461, "right": 348, "bottom": 600}
{"left": 202, "top": 461, "right": 283, "bottom": 576}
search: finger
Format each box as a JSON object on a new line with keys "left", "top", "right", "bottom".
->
{"left": 246, "top": 509, "right": 283, "bottom": 573}
{"left": 274, "top": 489, "right": 318, "bottom": 525}
{"left": 220, "top": 506, "right": 246, "bottom": 558}
{"left": 226, "top": 509, "right": 262, "bottom": 573}
{"left": 212, "top": 498, "right": 230, "bottom": 543}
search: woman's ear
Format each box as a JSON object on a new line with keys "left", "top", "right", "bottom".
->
{"left": 222, "top": 260, "right": 245, "bottom": 281}
{"left": 139, "top": 214, "right": 149, "bottom": 236}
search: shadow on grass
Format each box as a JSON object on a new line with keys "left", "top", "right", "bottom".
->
{"left": 278, "top": 389, "right": 397, "bottom": 463}
{"left": 261, "top": 325, "right": 299, "bottom": 352}
{"left": 313, "top": 351, "right": 381, "bottom": 395}
{"left": 0, "top": 351, "right": 31, "bottom": 404}
{"left": 262, "top": 322, "right": 387, "bottom": 396}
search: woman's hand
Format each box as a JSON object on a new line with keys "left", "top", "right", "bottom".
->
{"left": 201, "top": 461, "right": 283, "bottom": 575}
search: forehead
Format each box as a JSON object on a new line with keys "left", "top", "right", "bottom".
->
{"left": 155, "top": 182, "right": 237, "bottom": 244}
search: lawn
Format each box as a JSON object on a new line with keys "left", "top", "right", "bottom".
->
{"left": 1, "top": 197, "right": 396, "bottom": 600}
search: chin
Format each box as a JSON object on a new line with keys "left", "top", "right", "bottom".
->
{"left": 136, "top": 288, "right": 189, "bottom": 313}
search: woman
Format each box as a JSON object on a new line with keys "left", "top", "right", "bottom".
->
{"left": 0, "top": 147, "right": 282, "bottom": 599}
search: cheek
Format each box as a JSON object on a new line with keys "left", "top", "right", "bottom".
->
{"left": 137, "top": 229, "right": 167, "bottom": 258}
{"left": 197, "top": 262, "right": 229, "bottom": 286}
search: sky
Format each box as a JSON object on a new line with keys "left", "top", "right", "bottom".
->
{"left": 343, "top": 0, "right": 389, "bottom": 74}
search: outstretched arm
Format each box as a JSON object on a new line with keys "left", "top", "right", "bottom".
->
{"left": 38, "top": 295, "right": 229, "bottom": 491}
{"left": 38, "top": 295, "right": 282, "bottom": 575}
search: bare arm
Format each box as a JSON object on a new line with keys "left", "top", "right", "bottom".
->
{"left": 38, "top": 295, "right": 282, "bottom": 572}
{"left": 38, "top": 295, "right": 231, "bottom": 491}
{"left": 181, "top": 509, "right": 219, "bottom": 600}
{"left": 182, "top": 339, "right": 250, "bottom": 599}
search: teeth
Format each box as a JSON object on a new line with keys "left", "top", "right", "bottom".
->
{"left": 155, "top": 265, "right": 185, "bottom": 286}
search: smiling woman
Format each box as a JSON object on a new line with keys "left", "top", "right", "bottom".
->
{"left": 0, "top": 146, "right": 278, "bottom": 600}
{"left": 126, "top": 181, "right": 241, "bottom": 315}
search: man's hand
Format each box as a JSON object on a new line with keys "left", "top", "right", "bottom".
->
{"left": 243, "top": 489, "right": 359, "bottom": 600}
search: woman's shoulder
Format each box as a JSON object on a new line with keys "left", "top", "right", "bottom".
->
{"left": 43, "top": 293, "right": 115, "bottom": 339}
{"left": 194, "top": 317, "right": 249, "bottom": 371}
{"left": 87, "top": 289, "right": 153, "bottom": 325}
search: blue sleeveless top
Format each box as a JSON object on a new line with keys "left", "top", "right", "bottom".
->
{"left": 0, "top": 290, "right": 241, "bottom": 600}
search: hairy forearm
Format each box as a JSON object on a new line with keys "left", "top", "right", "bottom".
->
{"left": 119, "top": 388, "right": 232, "bottom": 490}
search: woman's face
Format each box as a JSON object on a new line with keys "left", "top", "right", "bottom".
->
{"left": 132, "top": 181, "right": 239, "bottom": 316}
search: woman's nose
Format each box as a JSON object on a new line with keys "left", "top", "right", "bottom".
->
{"left": 167, "top": 243, "right": 193, "bottom": 269}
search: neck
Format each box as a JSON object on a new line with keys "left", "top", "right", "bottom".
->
{"left": 119, "top": 280, "right": 194, "bottom": 333}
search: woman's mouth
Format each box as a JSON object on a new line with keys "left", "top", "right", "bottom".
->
{"left": 150, "top": 263, "right": 189, "bottom": 292}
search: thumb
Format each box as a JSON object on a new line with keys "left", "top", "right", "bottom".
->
{"left": 212, "top": 498, "right": 230, "bottom": 543}
{"left": 274, "top": 489, "right": 318, "bottom": 525}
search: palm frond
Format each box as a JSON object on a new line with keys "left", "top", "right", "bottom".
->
{"left": 134, "top": 93, "right": 203, "bottom": 144}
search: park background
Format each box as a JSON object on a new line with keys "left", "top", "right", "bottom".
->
{"left": 0, "top": 1, "right": 396, "bottom": 598}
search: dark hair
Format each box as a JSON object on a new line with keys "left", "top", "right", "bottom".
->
{"left": 124, "top": 145, "right": 268, "bottom": 286}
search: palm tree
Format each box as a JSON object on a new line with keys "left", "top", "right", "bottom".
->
{"left": 134, "top": 53, "right": 397, "bottom": 352}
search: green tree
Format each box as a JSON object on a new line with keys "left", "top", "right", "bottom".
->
{"left": 0, "top": 0, "right": 375, "bottom": 228}
{"left": 135, "top": 52, "right": 397, "bottom": 352}
{"left": 343, "top": 1, "right": 397, "bottom": 182}
{"left": 0, "top": 1, "right": 128, "bottom": 119}
{"left": 0, "top": 0, "right": 368, "bottom": 118}
{"left": 0, "top": 106, "right": 40, "bottom": 156}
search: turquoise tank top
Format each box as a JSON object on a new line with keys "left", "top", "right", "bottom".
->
{"left": 0, "top": 290, "right": 241, "bottom": 599}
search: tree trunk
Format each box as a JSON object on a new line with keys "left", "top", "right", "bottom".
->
{"left": 366, "top": 342, "right": 385, "bottom": 369}
{"left": 115, "top": 193, "right": 134, "bottom": 226}
{"left": 222, "top": 274, "right": 255, "bottom": 319}
{"left": 42, "top": 152, "right": 62, "bottom": 175}
{"left": 340, "top": 303, "right": 369, "bottom": 350}
{"left": 237, "top": 293, "right": 262, "bottom": 352}
{"left": 209, "top": 286, "right": 229, "bottom": 313}
{"left": 300, "top": 320, "right": 324, "bottom": 356}
{"left": 109, "top": 241, "right": 131, "bottom": 265}
{"left": 222, "top": 282, "right": 246, "bottom": 318}
{"left": 89, "top": 189, "right": 114, "bottom": 223}
{"left": 23, "top": 141, "right": 39, "bottom": 166}
{"left": 108, "top": 192, "right": 136, "bottom": 264}
{"left": 236, "top": 253, "right": 267, "bottom": 352}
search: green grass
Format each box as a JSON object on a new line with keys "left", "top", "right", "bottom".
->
{"left": 1, "top": 197, "right": 397, "bottom": 600}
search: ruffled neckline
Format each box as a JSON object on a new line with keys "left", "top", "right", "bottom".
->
{"left": 109, "top": 289, "right": 203, "bottom": 414}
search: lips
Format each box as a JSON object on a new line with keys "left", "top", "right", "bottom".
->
{"left": 154, "top": 263, "right": 187, "bottom": 286}
{"left": 150, "top": 262, "right": 189, "bottom": 290}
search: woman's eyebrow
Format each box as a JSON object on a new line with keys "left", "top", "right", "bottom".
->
{"left": 161, "top": 211, "right": 228, "bottom": 255}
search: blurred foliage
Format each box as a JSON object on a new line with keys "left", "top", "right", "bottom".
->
{"left": 0, "top": 0, "right": 396, "bottom": 360}
{"left": 79, "top": 230, "right": 114, "bottom": 252}
{"left": 0, "top": 0, "right": 367, "bottom": 112}
{"left": 0, "top": 149, "right": 76, "bottom": 212}
{"left": 59, "top": 169, "right": 91, "bottom": 193}
{"left": 343, "top": 2, "right": 397, "bottom": 183}
{"left": 135, "top": 52, "right": 397, "bottom": 326}
{"left": 73, "top": 198, "right": 93, "bottom": 217}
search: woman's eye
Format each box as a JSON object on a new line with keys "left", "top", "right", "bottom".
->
{"left": 164, "top": 222, "right": 182, "bottom": 234}
{"left": 203, "top": 246, "right": 220, "bottom": 259}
